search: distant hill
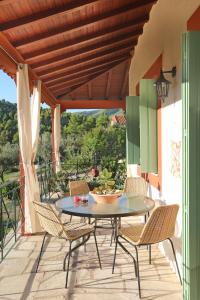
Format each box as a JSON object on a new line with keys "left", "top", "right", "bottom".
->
{"left": 77, "top": 108, "right": 123, "bottom": 118}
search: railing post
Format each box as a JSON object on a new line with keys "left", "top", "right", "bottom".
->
{"left": 51, "top": 106, "right": 56, "bottom": 172}
{"left": 20, "top": 154, "right": 25, "bottom": 235}
{"left": 13, "top": 189, "right": 17, "bottom": 242}
{"left": 0, "top": 191, "right": 3, "bottom": 261}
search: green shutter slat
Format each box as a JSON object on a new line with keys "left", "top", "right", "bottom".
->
{"left": 182, "top": 31, "right": 200, "bottom": 300}
{"left": 126, "top": 96, "right": 140, "bottom": 164}
{"left": 140, "top": 79, "right": 158, "bottom": 173}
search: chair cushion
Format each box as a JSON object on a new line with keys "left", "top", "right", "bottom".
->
{"left": 119, "top": 224, "right": 144, "bottom": 244}
{"left": 64, "top": 222, "right": 94, "bottom": 240}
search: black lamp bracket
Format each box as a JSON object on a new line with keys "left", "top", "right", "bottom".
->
{"left": 162, "top": 66, "right": 176, "bottom": 78}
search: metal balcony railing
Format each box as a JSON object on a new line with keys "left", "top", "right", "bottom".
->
{"left": 0, "top": 180, "right": 24, "bottom": 261}
{"left": 0, "top": 158, "right": 126, "bottom": 262}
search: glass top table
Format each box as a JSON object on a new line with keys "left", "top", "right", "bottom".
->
{"left": 56, "top": 193, "right": 155, "bottom": 219}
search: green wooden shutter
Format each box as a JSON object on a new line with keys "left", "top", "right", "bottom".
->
{"left": 126, "top": 96, "right": 140, "bottom": 164}
{"left": 182, "top": 31, "right": 200, "bottom": 300}
{"left": 140, "top": 79, "right": 157, "bottom": 173}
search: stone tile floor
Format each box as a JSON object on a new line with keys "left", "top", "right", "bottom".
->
{"left": 0, "top": 217, "right": 182, "bottom": 300}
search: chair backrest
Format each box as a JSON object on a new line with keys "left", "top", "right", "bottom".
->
{"left": 138, "top": 204, "right": 179, "bottom": 245}
{"left": 124, "top": 177, "right": 147, "bottom": 196}
{"left": 33, "top": 201, "right": 68, "bottom": 239}
{"left": 69, "top": 180, "right": 89, "bottom": 196}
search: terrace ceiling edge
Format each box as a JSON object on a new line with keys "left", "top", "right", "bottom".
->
{"left": 182, "top": 31, "right": 200, "bottom": 300}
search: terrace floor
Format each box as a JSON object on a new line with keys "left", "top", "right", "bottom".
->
{"left": 0, "top": 216, "right": 182, "bottom": 300}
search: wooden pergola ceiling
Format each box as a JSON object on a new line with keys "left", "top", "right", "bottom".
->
{"left": 0, "top": 0, "right": 157, "bottom": 110}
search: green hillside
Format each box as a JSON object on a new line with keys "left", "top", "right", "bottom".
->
{"left": 77, "top": 108, "right": 123, "bottom": 117}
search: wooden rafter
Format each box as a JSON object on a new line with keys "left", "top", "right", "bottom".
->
{"left": 30, "top": 29, "right": 141, "bottom": 71}
{"left": 23, "top": 15, "right": 148, "bottom": 61}
{"left": 43, "top": 55, "right": 127, "bottom": 84}
{"left": 88, "top": 83, "right": 92, "bottom": 100}
{"left": 0, "top": 32, "right": 56, "bottom": 106}
{"left": 48, "top": 65, "right": 116, "bottom": 90}
{"left": 57, "top": 57, "right": 129, "bottom": 99}
{"left": 0, "top": 0, "right": 99, "bottom": 31}
{"left": 39, "top": 41, "right": 133, "bottom": 80}
{"left": 0, "top": 0, "right": 18, "bottom": 6}
{"left": 58, "top": 100, "right": 126, "bottom": 110}
{"left": 54, "top": 80, "right": 89, "bottom": 98}
{"left": 105, "top": 71, "right": 112, "bottom": 100}
{"left": 46, "top": 58, "right": 126, "bottom": 88}
{"left": 14, "top": 0, "right": 155, "bottom": 48}
{"left": 53, "top": 73, "right": 103, "bottom": 94}
{"left": 120, "top": 58, "right": 132, "bottom": 98}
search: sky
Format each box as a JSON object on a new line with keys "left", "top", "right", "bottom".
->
{"left": 0, "top": 70, "right": 96, "bottom": 112}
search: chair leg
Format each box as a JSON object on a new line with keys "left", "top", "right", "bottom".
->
{"left": 93, "top": 231, "right": 102, "bottom": 269}
{"left": 83, "top": 236, "right": 87, "bottom": 253}
{"left": 110, "top": 226, "right": 115, "bottom": 246}
{"left": 70, "top": 215, "right": 72, "bottom": 222}
{"left": 134, "top": 246, "right": 141, "bottom": 299}
{"left": 35, "top": 232, "right": 48, "bottom": 273}
{"left": 65, "top": 241, "right": 72, "bottom": 288}
{"left": 112, "top": 236, "right": 118, "bottom": 274}
{"left": 117, "top": 238, "right": 137, "bottom": 277}
{"left": 149, "top": 244, "right": 151, "bottom": 264}
{"left": 168, "top": 238, "right": 182, "bottom": 285}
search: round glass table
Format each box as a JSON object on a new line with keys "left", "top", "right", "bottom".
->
{"left": 56, "top": 194, "right": 155, "bottom": 236}
{"left": 56, "top": 193, "right": 155, "bottom": 219}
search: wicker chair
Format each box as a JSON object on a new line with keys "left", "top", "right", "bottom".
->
{"left": 69, "top": 180, "right": 90, "bottom": 196}
{"left": 124, "top": 177, "right": 147, "bottom": 196}
{"left": 112, "top": 204, "right": 182, "bottom": 298}
{"left": 124, "top": 177, "right": 149, "bottom": 225}
{"left": 68, "top": 180, "right": 90, "bottom": 222}
{"left": 33, "top": 201, "right": 101, "bottom": 288}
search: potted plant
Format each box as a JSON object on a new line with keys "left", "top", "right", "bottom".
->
{"left": 90, "top": 168, "right": 122, "bottom": 204}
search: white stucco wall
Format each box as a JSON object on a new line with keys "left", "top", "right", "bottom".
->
{"left": 128, "top": 0, "right": 200, "bottom": 275}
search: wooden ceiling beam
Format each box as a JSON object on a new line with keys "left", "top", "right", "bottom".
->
{"left": 59, "top": 99, "right": 126, "bottom": 110}
{"left": 43, "top": 55, "right": 128, "bottom": 85}
{"left": 57, "top": 57, "right": 129, "bottom": 99}
{"left": 120, "top": 58, "right": 132, "bottom": 98}
{"left": 105, "top": 71, "right": 112, "bottom": 100}
{"left": 54, "top": 80, "right": 89, "bottom": 98}
{"left": 23, "top": 15, "right": 148, "bottom": 61}
{"left": 0, "top": 32, "right": 56, "bottom": 106}
{"left": 31, "top": 29, "right": 141, "bottom": 71}
{"left": 88, "top": 83, "right": 92, "bottom": 100}
{"left": 39, "top": 41, "right": 133, "bottom": 80}
{"left": 0, "top": 0, "right": 22, "bottom": 6}
{"left": 14, "top": 0, "right": 155, "bottom": 48}
{"left": 0, "top": 0, "right": 99, "bottom": 31}
{"left": 46, "top": 57, "right": 126, "bottom": 88}
{"left": 48, "top": 65, "right": 115, "bottom": 90}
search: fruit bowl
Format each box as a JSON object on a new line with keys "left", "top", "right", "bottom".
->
{"left": 90, "top": 191, "right": 122, "bottom": 204}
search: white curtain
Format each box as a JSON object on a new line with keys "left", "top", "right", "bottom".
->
{"left": 17, "top": 64, "right": 41, "bottom": 233}
{"left": 54, "top": 104, "right": 61, "bottom": 173}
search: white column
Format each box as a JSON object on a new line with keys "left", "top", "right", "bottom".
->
{"left": 17, "top": 64, "right": 41, "bottom": 233}
{"left": 54, "top": 104, "right": 61, "bottom": 173}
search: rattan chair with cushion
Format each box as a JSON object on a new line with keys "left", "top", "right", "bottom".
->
{"left": 112, "top": 204, "right": 182, "bottom": 298}
{"left": 33, "top": 201, "right": 101, "bottom": 288}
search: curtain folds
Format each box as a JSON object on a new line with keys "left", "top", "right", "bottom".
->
{"left": 17, "top": 64, "right": 41, "bottom": 233}
{"left": 54, "top": 104, "right": 61, "bottom": 173}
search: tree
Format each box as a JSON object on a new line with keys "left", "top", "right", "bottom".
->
{"left": 37, "top": 132, "right": 52, "bottom": 164}
{"left": 0, "top": 143, "right": 19, "bottom": 183}
{"left": 96, "top": 113, "right": 109, "bottom": 128}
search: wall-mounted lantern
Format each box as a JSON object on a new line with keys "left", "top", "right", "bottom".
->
{"left": 155, "top": 66, "right": 176, "bottom": 101}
